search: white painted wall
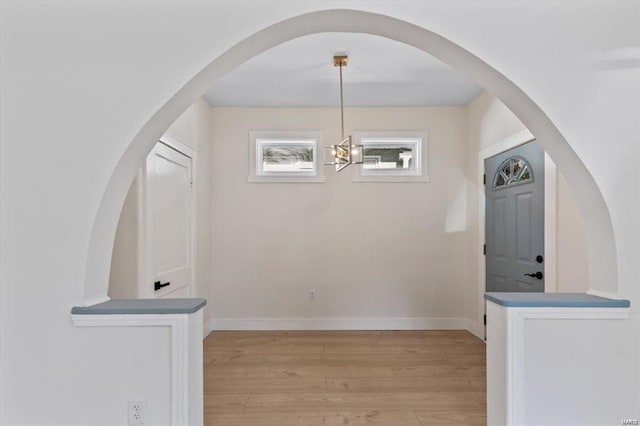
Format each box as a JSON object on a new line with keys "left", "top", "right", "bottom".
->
{"left": 209, "top": 106, "right": 468, "bottom": 329}
{"left": 465, "top": 90, "right": 525, "bottom": 326}
{"left": 108, "top": 99, "right": 213, "bottom": 323}
{"left": 486, "top": 301, "right": 633, "bottom": 426}
{"left": 1, "top": 3, "right": 637, "bottom": 424}
{"left": 556, "top": 173, "right": 590, "bottom": 292}
{"left": 467, "top": 90, "right": 527, "bottom": 152}
{"left": 108, "top": 180, "right": 140, "bottom": 299}
{"left": 465, "top": 90, "right": 590, "bottom": 326}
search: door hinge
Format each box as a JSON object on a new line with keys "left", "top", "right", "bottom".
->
{"left": 483, "top": 174, "right": 486, "bottom": 185}
{"left": 483, "top": 314, "right": 487, "bottom": 326}
{"left": 190, "top": 179, "right": 193, "bottom": 188}
{"left": 483, "top": 244, "right": 486, "bottom": 255}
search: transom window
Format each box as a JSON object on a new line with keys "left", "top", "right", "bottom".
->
{"left": 249, "top": 131, "right": 324, "bottom": 182}
{"left": 258, "top": 140, "right": 315, "bottom": 174}
{"left": 492, "top": 156, "right": 532, "bottom": 189}
{"left": 353, "top": 132, "right": 429, "bottom": 182}
{"left": 363, "top": 143, "right": 415, "bottom": 171}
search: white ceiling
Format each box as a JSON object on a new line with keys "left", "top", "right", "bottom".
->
{"left": 203, "top": 33, "right": 484, "bottom": 107}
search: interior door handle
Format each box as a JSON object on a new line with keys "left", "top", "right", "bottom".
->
{"left": 524, "top": 272, "right": 544, "bottom": 280}
{"left": 154, "top": 281, "right": 170, "bottom": 291}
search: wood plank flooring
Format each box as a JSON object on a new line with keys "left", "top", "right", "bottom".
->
{"left": 204, "top": 330, "right": 486, "bottom": 425}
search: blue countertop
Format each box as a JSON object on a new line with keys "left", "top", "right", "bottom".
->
{"left": 71, "top": 298, "right": 207, "bottom": 315}
{"left": 485, "top": 292, "right": 630, "bottom": 308}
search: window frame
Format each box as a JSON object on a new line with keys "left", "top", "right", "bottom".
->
{"left": 248, "top": 131, "right": 325, "bottom": 183}
{"left": 352, "top": 131, "right": 430, "bottom": 182}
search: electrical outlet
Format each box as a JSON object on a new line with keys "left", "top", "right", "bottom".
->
{"left": 308, "top": 289, "right": 317, "bottom": 301}
{"left": 128, "top": 399, "right": 147, "bottom": 424}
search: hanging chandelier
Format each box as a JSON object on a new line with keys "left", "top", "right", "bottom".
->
{"left": 324, "top": 54, "right": 363, "bottom": 172}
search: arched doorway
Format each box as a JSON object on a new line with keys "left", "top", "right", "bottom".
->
{"left": 84, "top": 9, "right": 618, "bottom": 317}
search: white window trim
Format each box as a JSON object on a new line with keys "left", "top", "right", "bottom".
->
{"left": 352, "top": 131, "right": 430, "bottom": 182}
{"left": 248, "top": 130, "right": 325, "bottom": 183}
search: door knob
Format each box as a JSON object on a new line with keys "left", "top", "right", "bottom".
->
{"left": 524, "top": 272, "right": 544, "bottom": 280}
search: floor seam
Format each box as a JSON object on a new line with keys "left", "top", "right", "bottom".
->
{"left": 411, "top": 410, "right": 422, "bottom": 425}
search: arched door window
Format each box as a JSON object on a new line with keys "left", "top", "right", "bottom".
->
{"left": 492, "top": 156, "right": 533, "bottom": 190}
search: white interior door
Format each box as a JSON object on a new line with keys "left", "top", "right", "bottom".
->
{"left": 145, "top": 141, "right": 194, "bottom": 298}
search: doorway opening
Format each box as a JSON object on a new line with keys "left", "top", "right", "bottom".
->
{"left": 108, "top": 31, "right": 593, "bottom": 336}
{"left": 108, "top": 134, "right": 197, "bottom": 300}
{"left": 477, "top": 131, "right": 590, "bottom": 337}
{"left": 87, "top": 10, "right": 618, "bottom": 311}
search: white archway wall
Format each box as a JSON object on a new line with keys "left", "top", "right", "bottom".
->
{"left": 2, "top": 4, "right": 637, "bottom": 423}
{"left": 85, "top": 9, "right": 619, "bottom": 306}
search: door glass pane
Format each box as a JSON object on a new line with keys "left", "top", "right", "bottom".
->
{"left": 493, "top": 156, "right": 532, "bottom": 189}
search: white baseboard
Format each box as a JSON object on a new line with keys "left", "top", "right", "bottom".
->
{"left": 208, "top": 317, "right": 469, "bottom": 331}
{"left": 465, "top": 319, "right": 485, "bottom": 341}
{"left": 203, "top": 317, "right": 214, "bottom": 339}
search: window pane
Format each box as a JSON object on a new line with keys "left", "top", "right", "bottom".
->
{"left": 353, "top": 134, "right": 426, "bottom": 181}
{"left": 492, "top": 156, "right": 533, "bottom": 190}
{"left": 363, "top": 145, "right": 414, "bottom": 170}
{"left": 261, "top": 144, "right": 314, "bottom": 173}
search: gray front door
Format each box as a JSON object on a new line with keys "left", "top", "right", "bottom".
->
{"left": 485, "top": 140, "right": 544, "bottom": 292}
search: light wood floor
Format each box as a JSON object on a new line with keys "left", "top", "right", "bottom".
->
{"left": 203, "top": 330, "right": 486, "bottom": 425}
